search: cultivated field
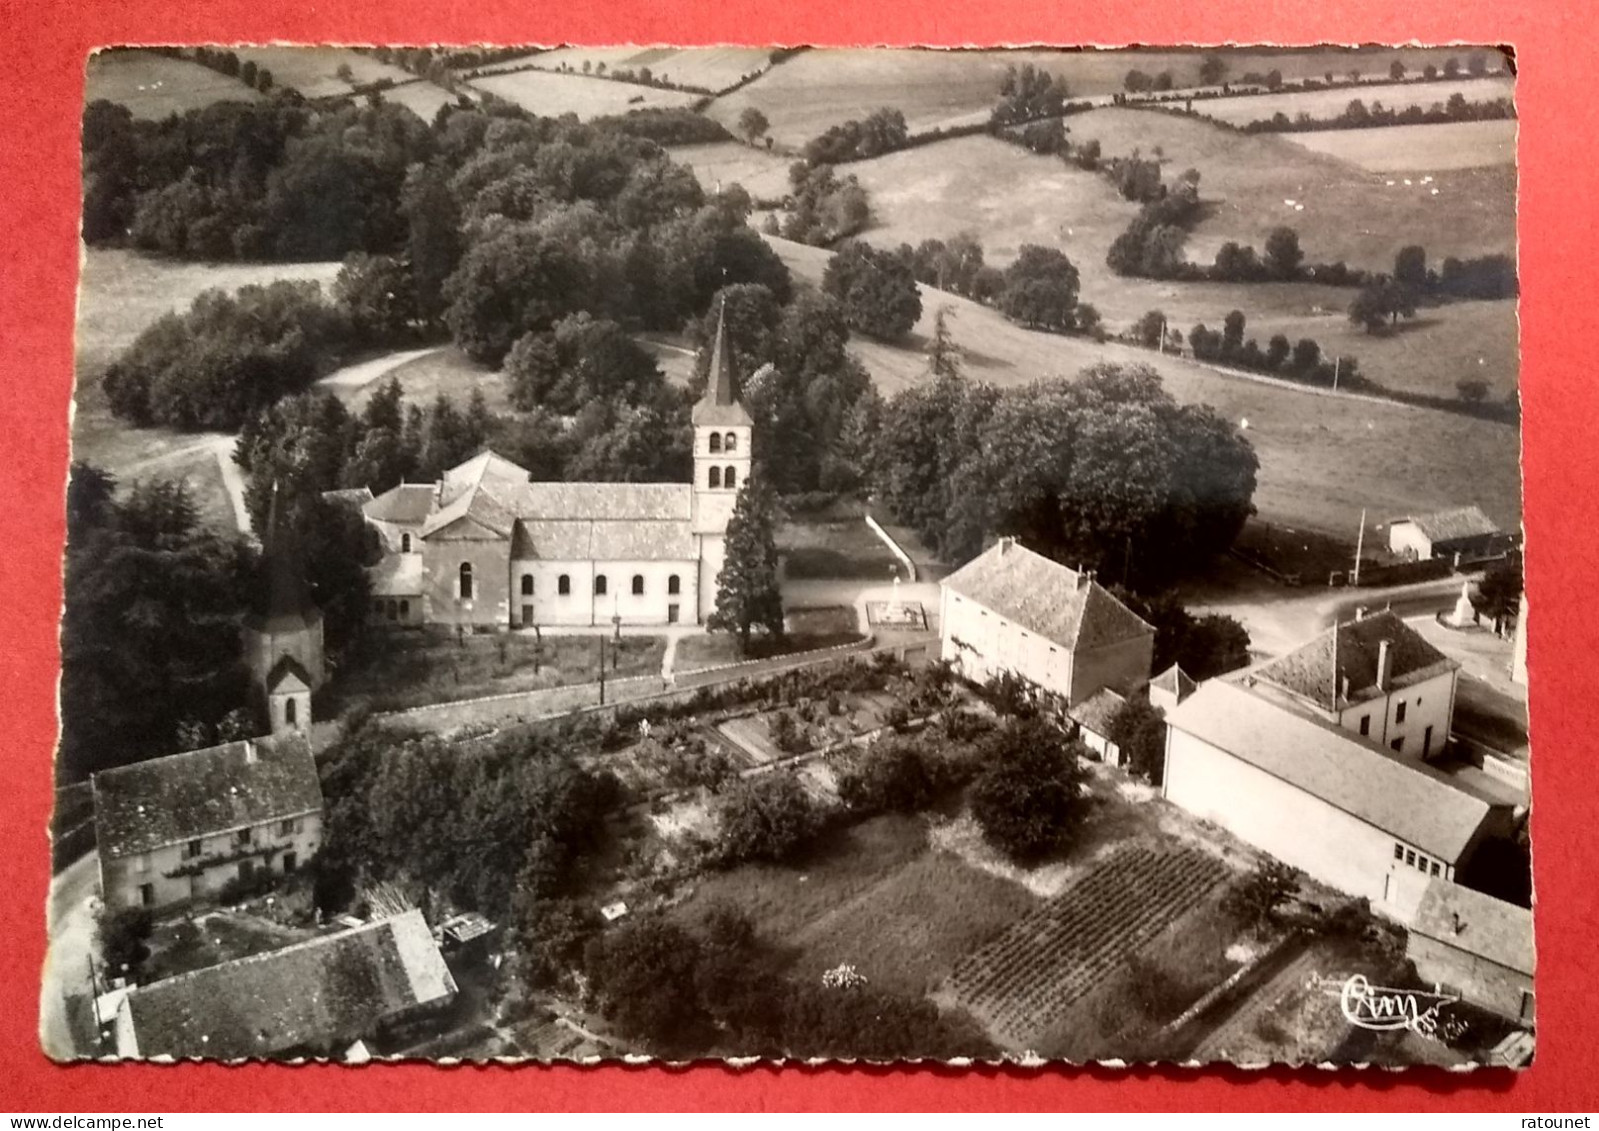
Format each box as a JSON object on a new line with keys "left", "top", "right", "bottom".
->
{"left": 665, "top": 141, "right": 794, "bottom": 201}
{"left": 768, "top": 236, "right": 1522, "bottom": 535}
{"left": 85, "top": 49, "right": 261, "bottom": 119}
{"left": 1286, "top": 119, "right": 1518, "bottom": 172}
{"left": 469, "top": 69, "right": 699, "bottom": 119}
{"left": 1066, "top": 106, "right": 1516, "bottom": 272}
{"left": 519, "top": 47, "right": 775, "bottom": 94}
{"left": 1189, "top": 75, "right": 1515, "bottom": 127}
{"left": 228, "top": 47, "right": 413, "bottom": 99}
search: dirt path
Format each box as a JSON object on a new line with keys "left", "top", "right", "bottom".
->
{"left": 1187, "top": 937, "right": 1322, "bottom": 1063}
{"left": 315, "top": 346, "right": 441, "bottom": 394}
{"left": 39, "top": 851, "right": 101, "bottom": 1060}
{"left": 209, "top": 435, "right": 252, "bottom": 538}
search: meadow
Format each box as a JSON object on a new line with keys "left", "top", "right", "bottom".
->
{"left": 468, "top": 69, "right": 699, "bottom": 119}
{"left": 517, "top": 46, "right": 774, "bottom": 94}
{"left": 228, "top": 47, "right": 413, "bottom": 99}
{"left": 1189, "top": 75, "right": 1515, "bottom": 127}
{"left": 375, "top": 80, "right": 465, "bottom": 123}
{"left": 1286, "top": 119, "right": 1518, "bottom": 173}
{"left": 664, "top": 141, "right": 794, "bottom": 201}
{"left": 767, "top": 235, "right": 1522, "bottom": 536}
{"left": 85, "top": 49, "right": 261, "bottom": 119}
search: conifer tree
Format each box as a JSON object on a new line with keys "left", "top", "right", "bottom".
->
{"left": 708, "top": 475, "right": 785, "bottom": 651}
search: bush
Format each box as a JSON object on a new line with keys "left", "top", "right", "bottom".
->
{"left": 970, "top": 718, "right": 1087, "bottom": 862}
{"left": 715, "top": 772, "right": 826, "bottom": 864}
{"left": 822, "top": 241, "right": 923, "bottom": 340}
{"left": 98, "top": 906, "right": 154, "bottom": 979}
{"left": 1224, "top": 859, "right": 1301, "bottom": 929}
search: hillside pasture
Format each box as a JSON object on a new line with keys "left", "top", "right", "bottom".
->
{"left": 377, "top": 80, "right": 467, "bottom": 123}
{"left": 767, "top": 235, "right": 1522, "bottom": 536}
{"left": 1189, "top": 75, "right": 1515, "bottom": 127}
{"left": 342, "top": 346, "right": 514, "bottom": 417}
{"left": 519, "top": 46, "right": 775, "bottom": 94}
{"left": 1066, "top": 106, "right": 1516, "bottom": 271}
{"left": 1286, "top": 119, "right": 1518, "bottom": 172}
{"left": 85, "top": 49, "right": 261, "bottom": 119}
{"left": 229, "top": 47, "right": 413, "bottom": 99}
{"left": 469, "top": 69, "right": 699, "bottom": 119}
{"left": 666, "top": 141, "right": 794, "bottom": 201}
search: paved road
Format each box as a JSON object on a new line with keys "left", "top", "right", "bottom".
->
{"left": 39, "top": 851, "right": 100, "bottom": 1060}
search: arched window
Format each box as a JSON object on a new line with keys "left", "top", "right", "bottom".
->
{"left": 724, "top": 466, "right": 737, "bottom": 490}
{"left": 400, "top": 532, "right": 412, "bottom": 552}
{"left": 708, "top": 466, "right": 721, "bottom": 489}
{"left": 558, "top": 574, "right": 571, "bottom": 596}
{"left": 632, "top": 574, "right": 645, "bottom": 595}
{"left": 724, "top": 432, "right": 738, "bottom": 453}
{"left": 285, "top": 697, "right": 298, "bottom": 727}
{"left": 668, "top": 574, "right": 681, "bottom": 595}
{"left": 595, "top": 574, "right": 608, "bottom": 596}
{"left": 459, "top": 562, "right": 474, "bottom": 601}
{"left": 399, "top": 599, "right": 409, "bottom": 618}
{"left": 386, "top": 600, "right": 398, "bottom": 621}
{"left": 521, "top": 574, "right": 534, "bottom": 596}
{"left": 708, "top": 432, "right": 722, "bottom": 454}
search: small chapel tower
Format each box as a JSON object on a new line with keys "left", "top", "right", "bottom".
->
{"left": 691, "top": 300, "right": 754, "bottom": 622}
{"left": 241, "top": 486, "right": 326, "bottom": 735}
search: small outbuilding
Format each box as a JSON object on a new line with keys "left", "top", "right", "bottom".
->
{"left": 1407, "top": 878, "right": 1535, "bottom": 1025}
{"left": 1387, "top": 505, "right": 1503, "bottom": 563}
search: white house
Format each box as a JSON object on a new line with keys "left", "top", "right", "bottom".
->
{"left": 1250, "top": 610, "right": 1458, "bottom": 761}
{"left": 939, "top": 538, "right": 1154, "bottom": 706}
{"left": 1387, "top": 505, "right": 1502, "bottom": 562}
{"left": 1162, "top": 679, "right": 1504, "bottom": 907}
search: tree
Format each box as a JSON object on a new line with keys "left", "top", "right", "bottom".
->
{"left": 1348, "top": 277, "right": 1418, "bottom": 333}
{"left": 1134, "top": 310, "right": 1168, "bottom": 348}
{"left": 821, "top": 241, "right": 923, "bottom": 340}
{"left": 1456, "top": 378, "right": 1490, "bottom": 404}
{"left": 1443, "top": 57, "right": 1461, "bottom": 79}
{"left": 969, "top": 717, "right": 1087, "bottom": 862}
{"left": 1394, "top": 244, "right": 1429, "bottom": 291}
{"left": 1263, "top": 227, "right": 1304, "bottom": 280}
{"left": 997, "top": 245, "right": 1080, "bottom": 331}
{"left": 513, "top": 896, "right": 596, "bottom": 989}
{"left": 1290, "top": 337, "right": 1322, "bottom": 374}
{"left": 1468, "top": 52, "right": 1490, "bottom": 77}
{"left": 442, "top": 223, "right": 594, "bottom": 366}
{"left": 98, "top": 906, "right": 154, "bottom": 979}
{"left": 1390, "top": 59, "right": 1407, "bottom": 81}
{"left": 1225, "top": 859, "right": 1301, "bottom": 929}
{"left": 1199, "top": 54, "right": 1228, "bottom": 86}
{"left": 1266, "top": 333, "right": 1292, "bottom": 371}
{"left": 1474, "top": 558, "right": 1523, "bottom": 631}
{"left": 583, "top": 913, "right": 708, "bottom": 1043}
{"left": 707, "top": 474, "right": 784, "bottom": 650}
{"left": 737, "top": 107, "right": 770, "bottom": 144}
{"left": 333, "top": 252, "right": 418, "bottom": 344}
{"left": 1222, "top": 309, "right": 1247, "bottom": 356}
{"left": 715, "top": 772, "right": 825, "bottom": 865}
{"left": 1107, "top": 696, "right": 1167, "bottom": 784}
{"left": 399, "top": 160, "right": 462, "bottom": 327}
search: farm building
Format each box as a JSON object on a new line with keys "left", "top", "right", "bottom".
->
{"left": 1250, "top": 610, "right": 1458, "bottom": 762}
{"left": 1387, "top": 505, "right": 1504, "bottom": 563}
{"left": 92, "top": 733, "right": 323, "bottom": 912}
{"left": 1406, "top": 878, "right": 1534, "bottom": 1025}
{"left": 113, "top": 910, "right": 457, "bottom": 1060}
{"left": 358, "top": 306, "right": 751, "bottom": 630}
{"left": 1067, "top": 687, "right": 1126, "bottom": 765}
{"left": 939, "top": 538, "right": 1154, "bottom": 706}
{"left": 1162, "top": 679, "right": 1511, "bottom": 908}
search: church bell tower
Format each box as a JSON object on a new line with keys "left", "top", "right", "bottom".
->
{"left": 691, "top": 299, "right": 754, "bottom": 622}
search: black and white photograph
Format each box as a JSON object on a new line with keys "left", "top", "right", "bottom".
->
{"left": 43, "top": 43, "right": 1530, "bottom": 1068}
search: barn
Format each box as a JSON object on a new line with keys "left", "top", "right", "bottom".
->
{"left": 1387, "top": 505, "right": 1504, "bottom": 563}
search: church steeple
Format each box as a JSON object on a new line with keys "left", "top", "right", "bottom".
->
{"left": 692, "top": 298, "right": 753, "bottom": 428}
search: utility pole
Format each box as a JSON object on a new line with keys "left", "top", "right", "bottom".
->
{"left": 1352, "top": 507, "right": 1367, "bottom": 586}
{"left": 598, "top": 635, "right": 607, "bottom": 705}
{"left": 1332, "top": 355, "right": 1341, "bottom": 392}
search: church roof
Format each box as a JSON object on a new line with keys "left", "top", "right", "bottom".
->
{"left": 364, "top": 484, "right": 437, "bottom": 525}
{"left": 1253, "top": 611, "right": 1456, "bottom": 712}
{"left": 692, "top": 300, "right": 754, "bottom": 427}
{"left": 941, "top": 539, "right": 1154, "bottom": 653}
{"left": 92, "top": 733, "right": 322, "bottom": 859}
{"left": 266, "top": 655, "right": 313, "bottom": 693}
{"left": 247, "top": 486, "right": 318, "bottom": 630}
{"left": 511, "top": 519, "right": 697, "bottom": 562}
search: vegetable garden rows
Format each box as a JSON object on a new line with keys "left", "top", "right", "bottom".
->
{"left": 946, "top": 842, "right": 1233, "bottom": 1046}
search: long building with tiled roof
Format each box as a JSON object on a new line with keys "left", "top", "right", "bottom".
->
{"left": 361, "top": 305, "right": 751, "bottom": 629}
{"left": 938, "top": 537, "right": 1154, "bottom": 706}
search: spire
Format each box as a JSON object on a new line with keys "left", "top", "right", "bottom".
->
{"left": 706, "top": 296, "right": 739, "bottom": 407}
{"left": 257, "top": 480, "right": 315, "bottom": 622}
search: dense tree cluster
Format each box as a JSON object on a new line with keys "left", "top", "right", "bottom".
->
{"left": 821, "top": 241, "right": 924, "bottom": 340}
{"left": 882, "top": 232, "right": 996, "bottom": 300}
{"left": 1188, "top": 309, "right": 1361, "bottom": 391}
{"left": 991, "top": 63, "right": 1071, "bottom": 126}
{"left": 1110, "top": 589, "right": 1251, "bottom": 679}
{"left": 780, "top": 162, "right": 872, "bottom": 246}
{"left": 802, "top": 108, "right": 910, "bottom": 165}
{"left": 1239, "top": 93, "right": 1516, "bottom": 135}
{"left": 1123, "top": 68, "right": 1178, "bottom": 95}
{"left": 873, "top": 364, "right": 1258, "bottom": 587}
{"left": 997, "top": 245, "right": 1086, "bottom": 332}
{"left": 1104, "top": 167, "right": 1202, "bottom": 279}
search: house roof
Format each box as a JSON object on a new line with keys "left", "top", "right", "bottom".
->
{"left": 1151, "top": 663, "right": 1198, "bottom": 701}
{"left": 266, "top": 655, "right": 312, "bottom": 693}
{"left": 1165, "top": 680, "right": 1495, "bottom": 862}
{"left": 1391, "top": 505, "right": 1500, "bottom": 545}
{"left": 1069, "top": 687, "right": 1126, "bottom": 737}
{"left": 692, "top": 300, "right": 754, "bottom": 428}
{"left": 1412, "top": 879, "right": 1534, "bottom": 976}
{"left": 1253, "top": 611, "right": 1457, "bottom": 712}
{"left": 941, "top": 539, "right": 1153, "bottom": 653}
{"left": 92, "top": 733, "right": 322, "bottom": 859}
{"left": 120, "top": 911, "right": 457, "bottom": 1060}
{"left": 364, "top": 483, "right": 437, "bottom": 525}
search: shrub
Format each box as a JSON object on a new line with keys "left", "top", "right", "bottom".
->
{"left": 98, "top": 906, "right": 154, "bottom": 979}
{"left": 715, "top": 772, "right": 826, "bottom": 865}
{"left": 970, "top": 717, "right": 1087, "bottom": 862}
{"left": 1224, "top": 859, "right": 1301, "bottom": 929}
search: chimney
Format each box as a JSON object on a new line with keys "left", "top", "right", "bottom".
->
{"left": 244, "top": 740, "right": 258, "bottom": 765}
{"left": 998, "top": 536, "right": 1013, "bottom": 556}
{"left": 1377, "top": 639, "right": 1393, "bottom": 691}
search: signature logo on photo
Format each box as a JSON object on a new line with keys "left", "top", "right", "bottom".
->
{"left": 1309, "top": 973, "right": 1460, "bottom": 1038}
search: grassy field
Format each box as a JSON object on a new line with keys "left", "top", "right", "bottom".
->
{"left": 1190, "top": 75, "right": 1515, "bottom": 127}
{"left": 767, "top": 234, "right": 1522, "bottom": 536}
{"left": 85, "top": 49, "right": 261, "bottom": 119}
{"left": 1287, "top": 119, "right": 1518, "bottom": 173}
{"left": 228, "top": 47, "right": 413, "bottom": 99}
{"left": 469, "top": 69, "right": 699, "bottom": 119}
{"left": 665, "top": 141, "right": 794, "bottom": 201}
{"left": 341, "top": 346, "right": 514, "bottom": 416}
{"left": 674, "top": 606, "right": 862, "bottom": 673}
{"left": 376, "top": 80, "right": 465, "bottom": 123}
{"left": 778, "top": 512, "right": 908, "bottom": 581}
{"left": 520, "top": 47, "right": 774, "bottom": 94}
{"left": 1065, "top": 106, "right": 1516, "bottom": 272}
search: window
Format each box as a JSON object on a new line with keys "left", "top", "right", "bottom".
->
{"left": 521, "top": 574, "right": 534, "bottom": 596}
{"left": 1359, "top": 714, "right": 1370, "bottom": 736}
{"left": 386, "top": 599, "right": 398, "bottom": 621}
{"left": 632, "top": 574, "right": 645, "bottom": 596}
{"left": 668, "top": 574, "right": 680, "bottom": 595}
{"left": 135, "top": 855, "right": 149, "bottom": 874}
{"left": 139, "top": 883, "right": 154, "bottom": 907}
{"left": 459, "top": 562, "right": 474, "bottom": 601}
{"left": 558, "top": 574, "right": 571, "bottom": 596}
{"left": 282, "top": 852, "right": 298, "bottom": 875}
{"left": 1394, "top": 843, "right": 1405, "bottom": 861}
{"left": 284, "top": 697, "right": 297, "bottom": 727}
{"left": 185, "top": 840, "right": 202, "bottom": 860}
{"left": 709, "top": 432, "right": 722, "bottom": 453}
{"left": 724, "top": 466, "right": 737, "bottom": 489}
{"left": 399, "top": 599, "right": 409, "bottom": 618}
{"left": 1404, "top": 849, "right": 1416, "bottom": 866}
{"left": 708, "top": 466, "right": 721, "bottom": 489}
{"left": 1391, "top": 737, "right": 1404, "bottom": 753}
{"left": 1396, "top": 701, "right": 1408, "bottom": 724}
{"left": 1423, "top": 724, "right": 1434, "bottom": 757}
{"left": 401, "top": 532, "right": 412, "bottom": 552}
{"left": 279, "top": 818, "right": 297, "bottom": 837}
{"left": 236, "top": 827, "right": 253, "bottom": 847}
{"left": 1429, "top": 860, "right": 1441, "bottom": 876}
{"left": 724, "top": 432, "right": 738, "bottom": 453}
{"left": 595, "top": 575, "right": 608, "bottom": 596}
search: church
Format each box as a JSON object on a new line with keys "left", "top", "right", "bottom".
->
{"left": 360, "top": 308, "right": 753, "bottom": 631}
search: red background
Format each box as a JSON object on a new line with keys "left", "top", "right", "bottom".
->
{"left": 2, "top": 0, "right": 1593, "bottom": 1112}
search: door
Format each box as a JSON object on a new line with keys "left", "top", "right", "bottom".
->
{"left": 139, "top": 883, "right": 154, "bottom": 907}
{"left": 1423, "top": 724, "right": 1434, "bottom": 757}
{"left": 667, "top": 603, "right": 680, "bottom": 624}
{"left": 282, "top": 852, "right": 297, "bottom": 875}
{"left": 522, "top": 604, "right": 533, "bottom": 627}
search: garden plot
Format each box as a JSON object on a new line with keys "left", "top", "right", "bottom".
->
{"left": 715, "top": 690, "right": 901, "bottom": 763}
